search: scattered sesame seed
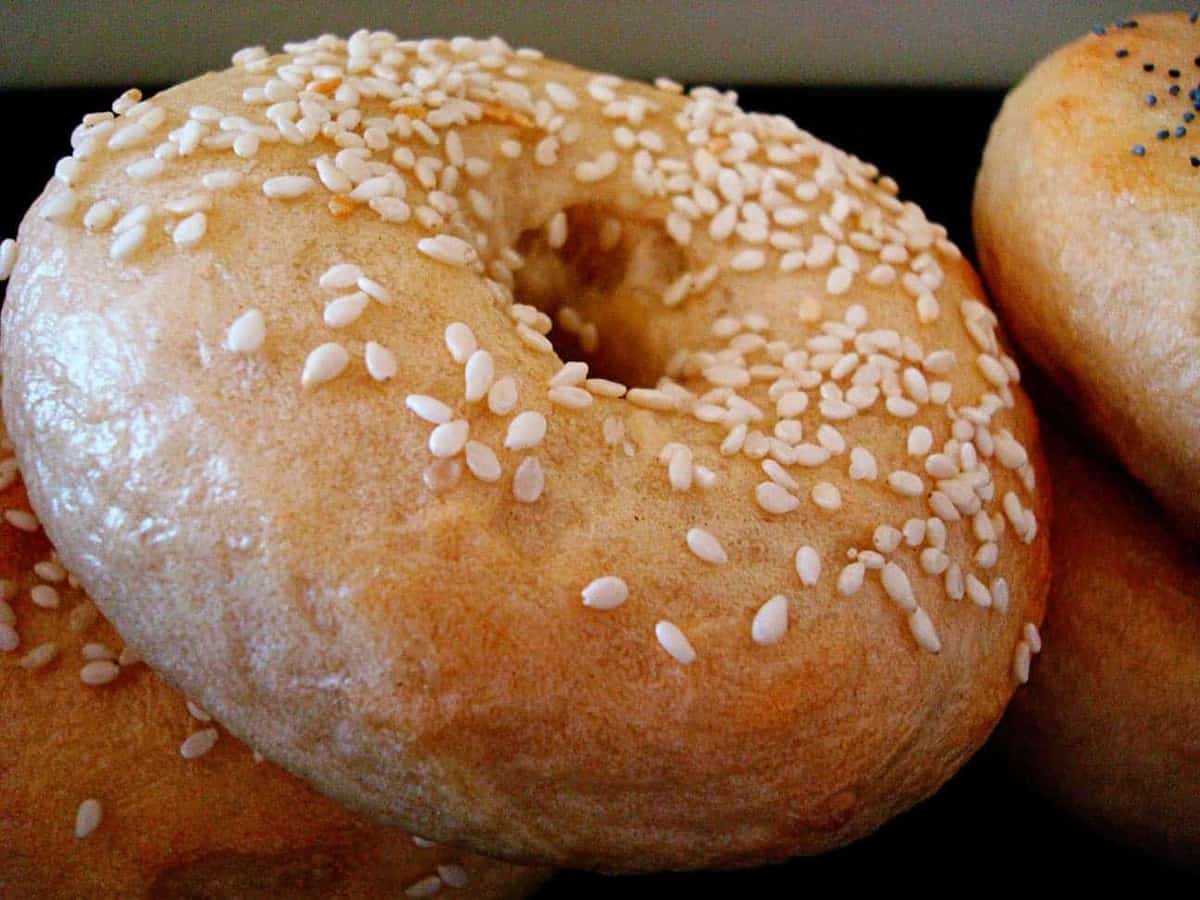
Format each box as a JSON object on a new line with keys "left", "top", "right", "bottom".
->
{"left": 80, "top": 659, "right": 120, "bottom": 686}
{"left": 5, "top": 509, "right": 39, "bottom": 532}
{"left": 109, "top": 224, "right": 148, "bottom": 260}
{"left": 75, "top": 799, "right": 103, "bottom": 839}
{"left": 487, "top": 376, "right": 519, "bottom": 414}
{"left": 505, "top": 411, "right": 547, "bottom": 450}
{"left": 512, "top": 456, "right": 545, "bottom": 503}
{"left": 686, "top": 527, "right": 728, "bottom": 565}
{"left": 405, "top": 875, "right": 443, "bottom": 898}
{"left": 881, "top": 562, "right": 917, "bottom": 611}
{"left": 172, "top": 211, "right": 208, "bottom": 248}
{"left": 464, "top": 349, "right": 495, "bottom": 402}
{"left": 837, "top": 561, "right": 865, "bottom": 596}
{"left": 848, "top": 446, "right": 878, "bottom": 480}
{"left": 756, "top": 481, "right": 800, "bottom": 514}
{"left": 549, "top": 385, "right": 593, "bottom": 409}
{"left": 262, "top": 175, "right": 316, "bottom": 198}
{"left": 406, "top": 395, "right": 453, "bottom": 424}
{"left": 0, "top": 624, "right": 18, "bottom": 653}
{"left": 19, "top": 641, "right": 58, "bottom": 670}
{"left": 1132, "top": 144, "right": 1146, "bottom": 156}
{"left": 202, "top": 169, "right": 243, "bottom": 190}
{"left": 888, "top": 470, "right": 925, "bottom": 497}
{"left": 1012, "top": 641, "right": 1032, "bottom": 684}
{"left": 418, "top": 234, "right": 477, "bottom": 268}
{"left": 364, "top": 341, "right": 398, "bottom": 381}
{"left": 301, "top": 342, "right": 350, "bottom": 388}
{"left": 0, "top": 238, "right": 17, "bottom": 281}
{"left": 581, "top": 575, "right": 628, "bottom": 609}
{"left": 444, "top": 322, "right": 477, "bottom": 363}
{"left": 180, "top": 727, "right": 219, "bottom": 760}
{"left": 751, "top": 595, "right": 789, "bottom": 646}
{"left": 438, "top": 864, "right": 469, "bottom": 888}
{"left": 320, "top": 263, "right": 364, "bottom": 292}
{"left": 655, "top": 620, "right": 696, "bottom": 664}
{"left": 30, "top": 585, "right": 60, "bottom": 609}
{"left": 908, "top": 607, "right": 941, "bottom": 653}
{"left": 810, "top": 482, "right": 842, "bottom": 511}
{"left": 429, "top": 420, "right": 469, "bottom": 458}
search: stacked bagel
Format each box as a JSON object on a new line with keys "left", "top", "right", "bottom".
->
{"left": 0, "top": 23, "right": 1066, "bottom": 894}
{"left": 975, "top": 10, "right": 1200, "bottom": 864}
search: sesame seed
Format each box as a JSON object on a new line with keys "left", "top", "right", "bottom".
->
{"left": 75, "top": 799, "right": 103, "bottom": 839}
{"left": 126, "top": 156, "right": 165, "bottom": 179}
{"left": 202, "top": 169, "right": 243, "bottom": 190}
{"left": 550, "top": 361, "right": 589, "bottom": 387}
{"left": 965, "top": 574, "right": 991, "bottom": 608}
{"left": 908, "top": 607, "right": 941, "bottom": 653}
{"left": 67, "top": 602, "right": 98, "bottom": 634}
{"left": 730, "top": 249, "right": 766, "bottom": 272}
{"left": 837, "top": 561, "right": 865, "bottom": 596}
{"left": 80, "top": 660, "right": 120, "bottom": 686}
{"left": 487, "top": 376, "right": 519, "bottom": 414}
{"left": 626, "top": 388, "right": 676, "bottom": 411}
{"left": 512, "top": 456, "right": 545, "bottom": 503}
{"left": 548, "top": 385, "right": 593, "bottom": 409}
{"left": 429, "top": 420, "right": 469, "bottom": 458}
{"left": 423, "top": 458, "right": 462, "bottom": 493}
{"left": 505, "top": 411, "right": 547, "bottom": 450}
{"left": 464, "top": 440, "right": 502, "bottom": 482}
{"left": 0, "top": 624, "right": 18, "bottom": 653}
{"left": 991, "top": 576, "right": 1010, "bottom": 612}
{"left": 888, "top": 470, "right": 925, "bottom": 497}
{"left": 108, "top": 121, "right": 150, "bottom": 151}
{"left": 655, "top": 620, "right": 696, "bottom": 664}
{"left": 406, "top": 395, "right": 453, "bottom": 424}
{"left": 444, "top": 322, "right": 478, "bottom": 363}
{"left": 262, "top": 175, "right": 315, "bottom": 198}
{"left": 81, "top": 642, "right": 116, "bottom": 661}
{"left": 0, "top": 238, "right": 17, "bottom": 280}
{"left": 874, "top": 525, "right": 902, "bottom": 553}
{"left": 20, "top": 641, "right": 58, "bottom": 670}
{"left": 547, "top": 211, "right": 568, "bottom": 249}
{"left": 172, "top": 212, "right": 207, "bottom": 248}
{"left": 756, "top": 481, "right": 800, "bottom": 514}
{"left": 464, "top": 349, "right": 495, "bottom": 402}
{"left": 1023, "top": 622, "right": 1042, "bottom": 653}
{"left": 1012, "top": 641, "right": 1032, "bottom": 684}
{"left": 186, "top": 700, "right": 212, "bottom": 722}
{"left": 848, "top": 446, "right": 877, "bottom": 480}
{"left": 109, "top": 224, "right": 148, "bottom": 260}
{"left": 810, "top": 482, "right": 842, "bottom": 511}
{"left": 5, "top": 509, "right": 39, "bottom": 532}
{"left": 881, "top": 562, "right": 917, "bottom": 611}
{"left": 30, "top": 585, "right": 60, "bottom": 609}
{"left": 405, "top": 875, "right": 443, "bottom": 898}
{"left": 39, "top": 189, "right": 77, "bottom": 221}
{"left": 907, "top": 426, "right": 933, "bottom": 456}
{"left": 686, "top": 527, "right": 727, "bottom": 565}
{"left": 364, "top": 342, "right": 397, "bottom": 381}
{"left": 301, "top": 342, "right": 350, "bottom": 388}
{"left": 581, "top": 575, "right": 628, "bottom": 609}
{"left": 180, "top": 727, "right": 219, "bottom": 760}
{"left": 437, "top": 864, "right": 469, "bottom": 888}
{"left": 752, "top": 595, "right": 789, "bottom": 646}
{"left": 419, "top": 235, "right": 477, "bottom": 267}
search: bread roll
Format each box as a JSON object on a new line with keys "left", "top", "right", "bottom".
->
{"left": 975, "top": 10, "right": 1200, "bottom": 540}
{"left": 1005, "top": 422, "right": 1200, "bottom": 864}
{"left": 2, "top": 32, "right": 1050, "bottom": 868}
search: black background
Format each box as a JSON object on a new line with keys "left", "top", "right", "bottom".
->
{"left": 0, "top": 85, "right": 1194, "bottom": 894}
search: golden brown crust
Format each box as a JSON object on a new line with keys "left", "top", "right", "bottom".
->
{"left": 974, "top": 10, "right": 1200, "bottom": 541}
{"left": 1004, "top": 423, "right": 1200, "bottom": 864}
{"left": 0, "top": 470, "right": 545, "bottom": 897}
{"left": 3, "top": 36, "right": 1050, "bottom": 869}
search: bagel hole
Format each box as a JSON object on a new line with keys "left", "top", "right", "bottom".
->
{"left": 512, "top": 204, "right": 686, "bottom": 389}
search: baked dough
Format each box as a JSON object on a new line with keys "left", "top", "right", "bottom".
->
{"left": 975, "top": 10, "right": 1200, "bottom": 540}
{"left": 2, "top": 33, "right": 1050, "bottom": 868}
{"left": 1005, "top": 421, "right": 1199, "bottom": 864}
{"left": 0, "top": 446, "right": 547, "bottom": 898}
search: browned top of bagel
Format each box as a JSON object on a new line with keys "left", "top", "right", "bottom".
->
{"left": 2, "top": 32, "right": 1049, "bottom": 869}
{"left": 975, "top": 10, "right": 1200, "bottom": 541}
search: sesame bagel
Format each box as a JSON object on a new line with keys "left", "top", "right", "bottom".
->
{"left": 1005, "top": 422, "right": 1199, "bottom": 864}
{"left": 974, "top": 11, "right": 1200, "bottom": 541}
{"left": 0, "top": 444, "right": 545, "bottom": 899}
{"left": 1, "top": 33, "right": 1050, "bottom": 869}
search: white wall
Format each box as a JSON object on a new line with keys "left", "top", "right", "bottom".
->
{"left": 0, "top": 1, "right": 1181, "bottom": 88}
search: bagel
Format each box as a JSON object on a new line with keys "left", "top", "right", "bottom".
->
{"left": 1, "top": 32, "right": 1050, "bottom": 869}
{"left": 974, "top": 10, "right": 1200, "bottom": 541}
{"left": 1005, "top": 421, "right": 1200, "bottom": 864}
{"left": 0, "top": 434, "right": 546, "bottom": 898}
